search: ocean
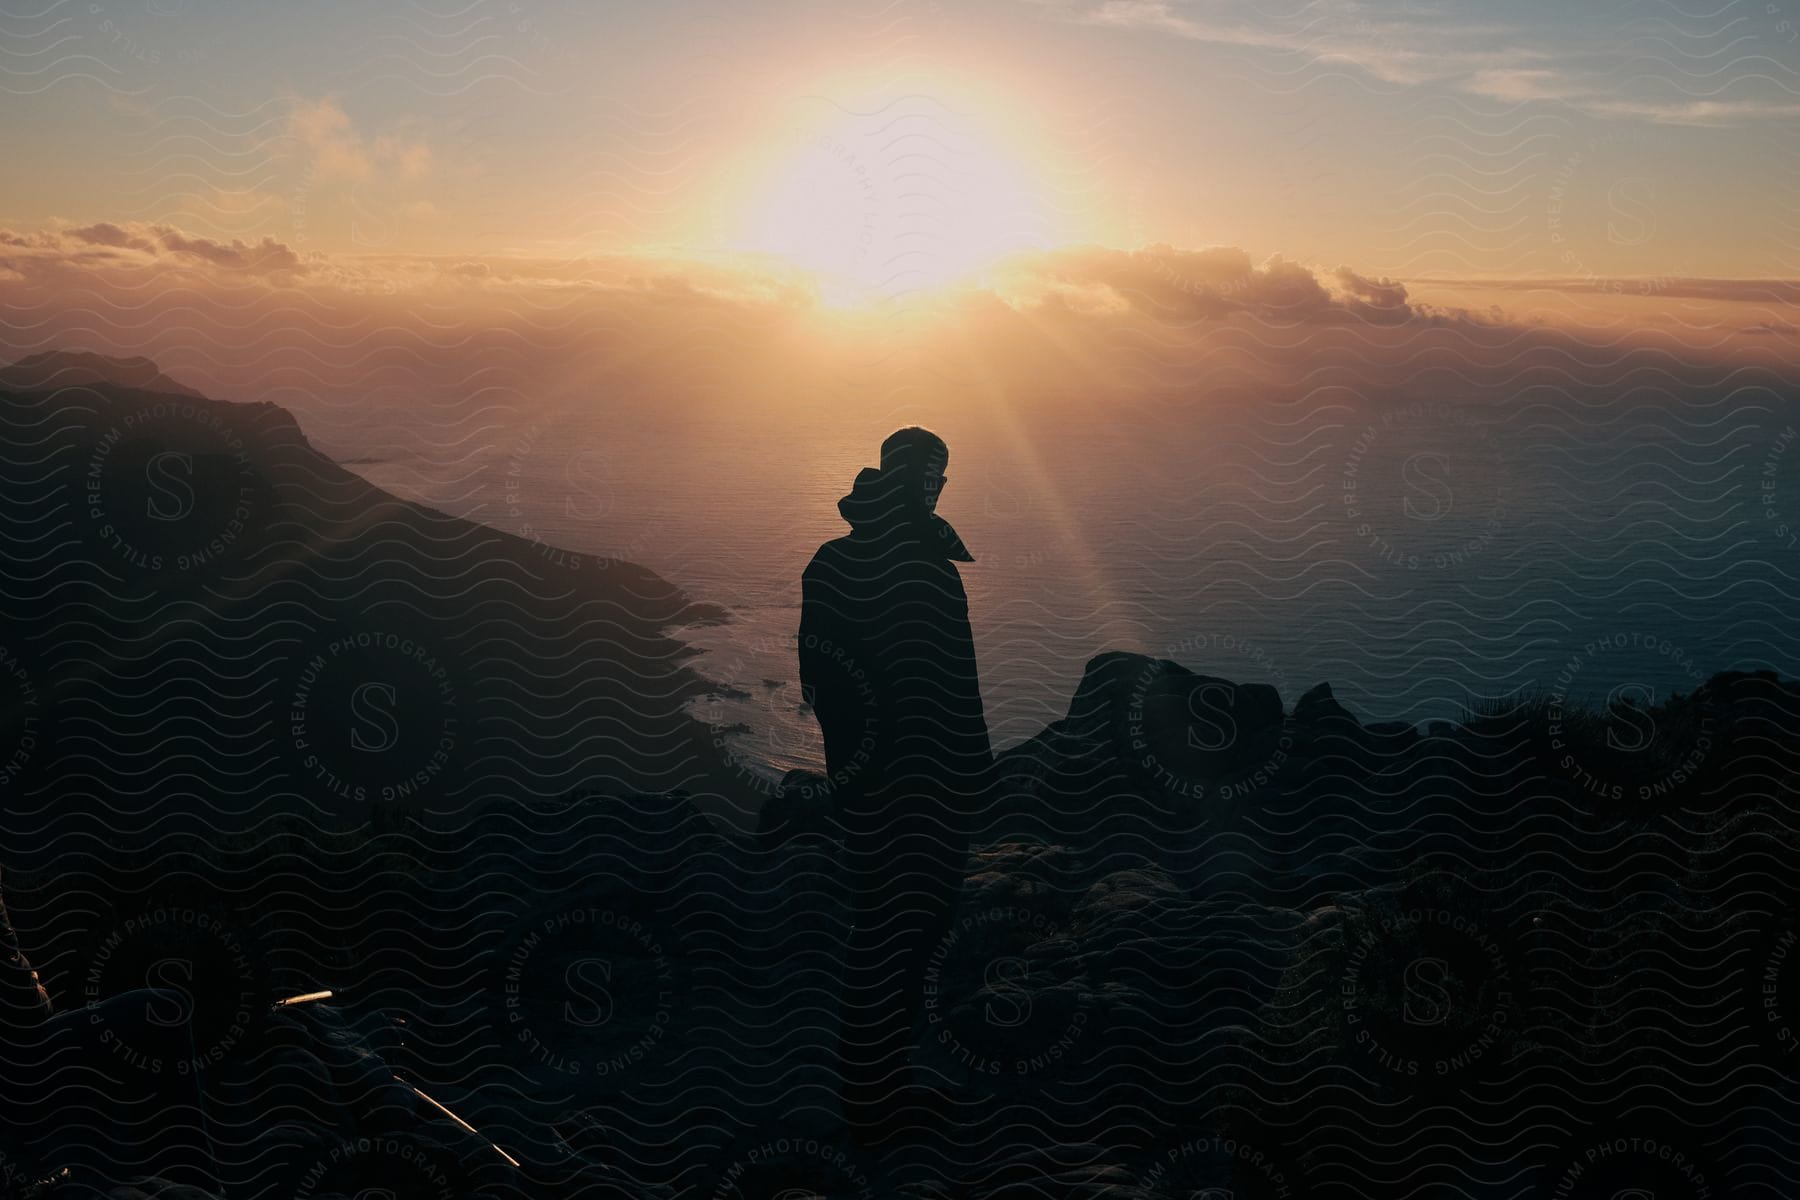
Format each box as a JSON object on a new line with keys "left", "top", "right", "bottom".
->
{"left": 333, "top": 381, "right": 1800, "bottom": 793}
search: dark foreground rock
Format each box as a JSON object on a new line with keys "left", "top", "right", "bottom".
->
{"left": 7, "top": 658, "right": 1795, "bottom": 1197}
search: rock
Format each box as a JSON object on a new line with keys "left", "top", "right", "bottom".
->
{"left": 1065, "top": 651, "right": 1154, "bottom": 732}
{"left": 982, "top": 720, "right": 1145, "bottom": 852}
{"left": 104, "top": 1181, "right": 225, "bottom": 1200}
{"left": 967, "top": 1143, "right": 1141, "bottom": 1200}
{"left": 1062, "top": 652, "right": 1290, "bottom": 807}
{"left": 1072, "top": 866, "right": 1186, "bottom": 929}
{"left": 1294, "top": 681, "right": 1357, "bottom": 727}
{"left": 1252, "top": 873, "right": 1538, "bottom": 1114}
{"left": 1364, "top": 720, "right": 1420, "bottom": 750}
{"left": 755, "top": 769, "right": 837, "bottom": 851}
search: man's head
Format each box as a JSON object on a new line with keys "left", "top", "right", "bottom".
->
{"left": 880, "top": 426, "right": 949, "bottom": 514}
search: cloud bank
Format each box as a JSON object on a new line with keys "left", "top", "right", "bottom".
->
{"left": 1, "top": 220, "right": 1794, "bottom": 441}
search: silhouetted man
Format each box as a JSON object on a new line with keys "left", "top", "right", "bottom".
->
{"left": 799, "top": 426, "right": 992, "bottom": 1148}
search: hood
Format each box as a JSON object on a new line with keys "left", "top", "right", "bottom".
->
{"left": 836, "top": 466, "right": 973, "bottom": 562}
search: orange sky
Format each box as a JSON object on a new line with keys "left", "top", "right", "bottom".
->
{"left": 4, "top": 0, "right": 1798, "bottom": 295}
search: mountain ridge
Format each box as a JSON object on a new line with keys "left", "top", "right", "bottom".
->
{"left": 0, "top": 348, "right": 209, "bottom": 399}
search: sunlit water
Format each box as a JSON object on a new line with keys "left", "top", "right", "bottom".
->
{"left": 339, "top": 392, "right": 1800, "bottom": 790}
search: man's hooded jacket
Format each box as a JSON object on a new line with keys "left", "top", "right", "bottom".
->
{"left": 798, "top": 465, "right": 992, "bottom": 802}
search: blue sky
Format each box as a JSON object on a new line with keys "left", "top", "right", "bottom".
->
{"left": 4, "top": 0, "right": 1798, "bottom": 278}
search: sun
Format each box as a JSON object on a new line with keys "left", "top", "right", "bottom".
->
{"left": 729, "top": 92, "right": 1054, "bottom": 308}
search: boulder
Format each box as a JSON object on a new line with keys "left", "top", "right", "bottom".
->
{"left": 1066, "top": 652, "right": 1290, "bottom": 801}
{"left": 1293, "top": 681, "right": 1357, "bottom": 728}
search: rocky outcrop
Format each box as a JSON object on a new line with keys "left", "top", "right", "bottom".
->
{"left": 7, "top": 660, "right": 1796, "bottom": 1198}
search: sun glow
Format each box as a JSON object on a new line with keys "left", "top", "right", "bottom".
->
{"left": 729, "top": 90, "right": 1056, "bottom": 308}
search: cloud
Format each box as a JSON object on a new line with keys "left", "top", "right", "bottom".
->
{"left": 989, "top": 244, "right": 1451, "bottom": 326}
{"left": 1044, "top": 0, "right": 1547, "bottom": 87}
{"left": 11, "top": 218, "right": 1795, "bottom": 364}
{"left": 159, "top": 229, "right": 303, "bottom": 274}
{"left": 1583, "top": 98, "right": 1800, "bottom": 127}
{"left": 1036, "top": 1, "right": 1800, "bottom": 128}
{"left": 1463, "top": 68, "right": 1573, "bottom": 102}
{"left": 4, "top": 220, "right": 1794, "bottom": 439}
{"left": 1083, "top": 0, "right": 1204, "bottom": 39}
{"left": 1333, "top": 267, "right": 1414, "bottom": 324}
{"left": 374, "top": 135, "right": 432, "bottom": 180}
{"left": 287, "top": 98, "right": 432, "bottom": 184}
{"left": 288, "top": 98, "right": 373, "bottom": 182}
{"left": 1458, "top": 75, "right": 1800, "bottom": 126}
{"left": 1, "top": 222, "right": 308, "bottom": 278}
{"left": 67, "top": 222, "right": 158, "bottom": 251}
{"left": 1436, "top": 276, "right": 1800, "bottom": 306}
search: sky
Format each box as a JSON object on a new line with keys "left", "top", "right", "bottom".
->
{"left": 4, "top": 0, "right": 1799, "bottom": 746}
{"left": 5, "top": 0, "right": 1799, "bottom": 295}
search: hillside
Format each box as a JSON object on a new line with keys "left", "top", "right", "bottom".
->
{"left": 0, "top": 355, "right": 743, "bottom": 837}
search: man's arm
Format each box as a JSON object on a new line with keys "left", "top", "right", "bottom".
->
{"left": 798, "top": 558, "right": 829, "bottom": 711}
{"left": 885, "top": 560, "right": 992, "bottom": 785}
